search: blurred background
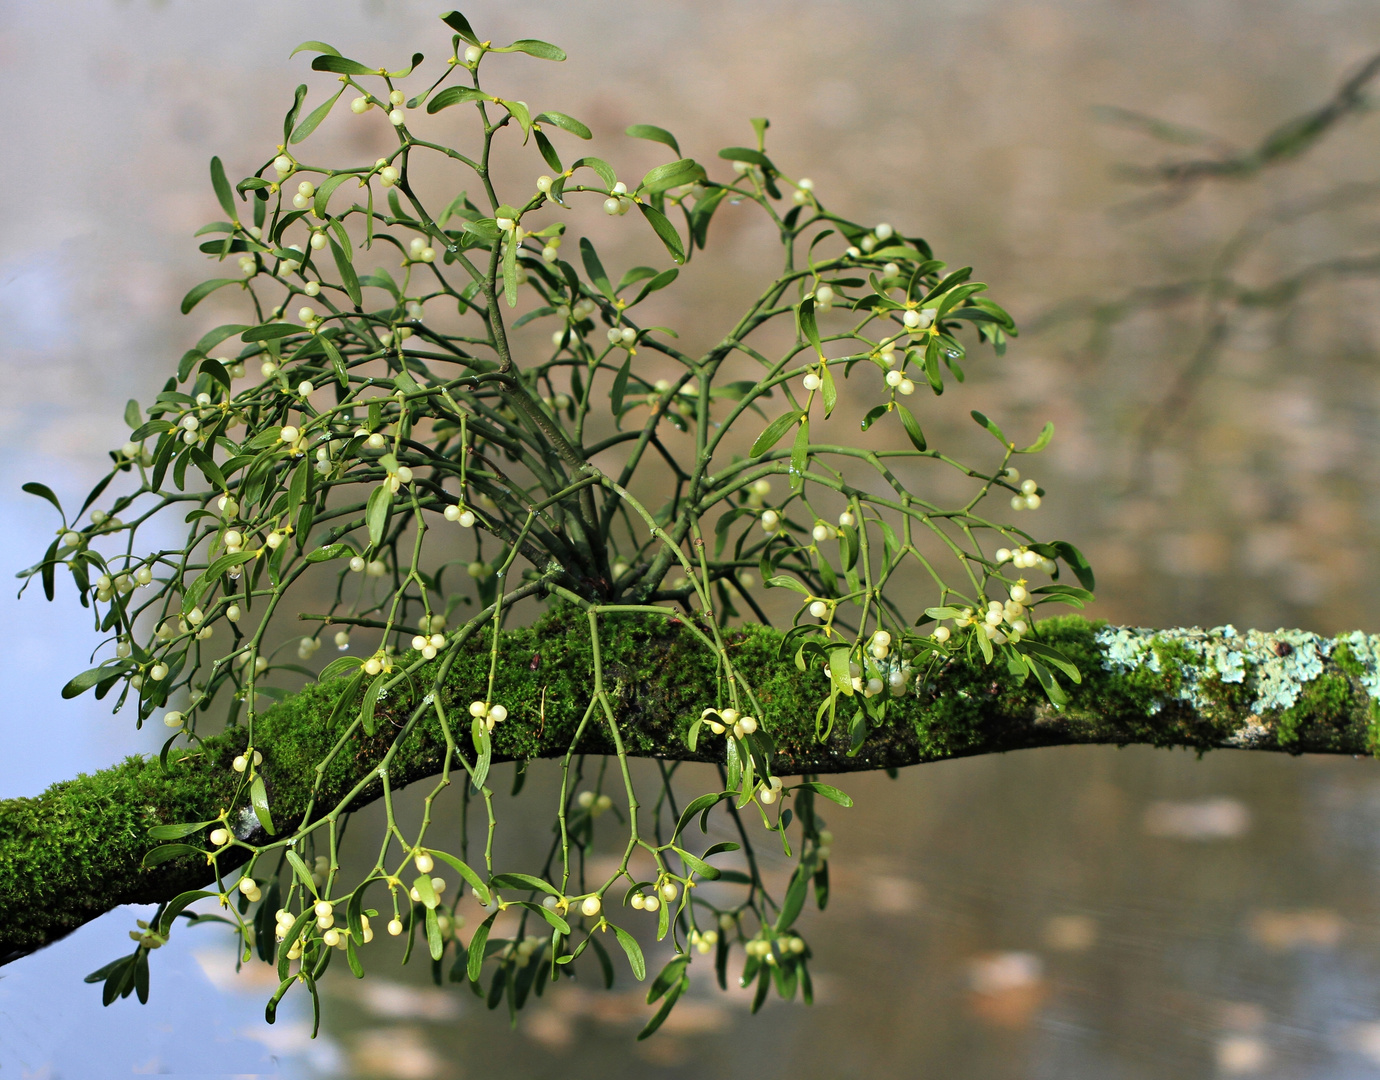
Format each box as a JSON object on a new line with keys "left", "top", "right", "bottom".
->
{"left": 5, "top": 0, "right": 1380, "bottom": 1076}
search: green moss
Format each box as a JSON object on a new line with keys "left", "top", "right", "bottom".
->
{"left": 5, "top": 612, "right": 1378, "bottom": 963}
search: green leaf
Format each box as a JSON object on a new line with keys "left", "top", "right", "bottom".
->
{"left": 764, "top": 575, "right": 811, "bottom": 596}
{"left": 612, "top": 924, "right": 646, "bottom": 980}
{"left": 181, "top": 278, "right": 240, "bottom": 315}
{"left": 359, "top": 673, "right": 386, "bottom": 736}
{"left": 306, "top": 542, "right": 355, "bottom": 564}
{"left": 157, "top": 890, "right": 218, "bottom": 937}
{"left": 291, "top": 86, "right": 345, "bottom": 144}
{"left": 62, "top": 660, "right": 132, "bottom": 700}
{"left": 718, "top": 146, "right": 774, "bottom": 170}
{"left": 793, "top": 781, "right": 854, "bottom": 807}
{"left": 535, "top": 111, "right": 591, "bottom": 139}
{"left": 1029, "top": 583, "right": 1095, "bottom": 606}
{"left": 250, "top": 776, "right": 276, "bottom": 835}
{"left": 776, "top": 866, "right": 810, "bottom": 932}
{"left": 1015, "top": 640, "right": 1083, "bottom": 683}
{"left": 534, "top": 129, "right": 563, "bottom": 172}
{"left": 281, "top": 83, "right": 309, "bottom": 144}
{"left": 1026, "top": 658, "right": 1068, "bottom": 706}
{"left": 819, "top": 363, "right": 838, "bottom": 417}
{"left": 672, "top": 791, "right": 730, "bottom": 839}
{"left": 500, "top": 38, "right": 566, "bottom": 61}
{"left": 970, "top": 409, "right": 1009, "bottom": 447}
{"left": 21, "top": 482, "right": 63, "bottom": 518}
{"left": 610, "top": 356, "right": 632, "bottom": 416}
{"left": 798, "top": 296, "right": 823, "bottom": 357}
{"left": 366, "top": 484, "right": 392, "bottom": 549}
{"left": 631, "top": 267, "right": 678, "bottom": 306}
{"left": 569, "top": 155, "right": 617, "bottom": 189}
{"left": 318, "top": 656, "right": 364, "bottom": 682}
{"left": 674, "top": 847, "right": 721, "bottom": 880}
{"left": 285, "top": 850, "right": 318, "bottom": 895}
{"left": 640, "top": 158, "right": 706, "bottom": 194}
{"left": 501, "top": 98, "right": 533, "bottom": 140}
{"left": 413, "top": 873, "right": 440, "bottom": 910}
{"left": 242, "top": 323, "right": 302, "bottom": 342}
{"left": 328, "top": 236, "right": 362, "bottom": 307}
{"left": 425, "top": 906, "right": 444, "bottom": 960}
{"left": 750, "top": 410, "right": 801, "bottom": 457}
{"left": 647, "top": 954, "right": 690, "bottom": 1004}
{"left": 1018, "top": 421, "right": 1054, "bottom": 454}
{"left": 637, "top": 972, "right": 686, "bottom": 1040}
{"left": 311, "top": 172, "right": 355, "bottom": 218}
{"left": 896, "top": 404, "right": 927, "bottom": 452}
{"left": 579, "top": 237, "right": 613, "bottom": 299}
{"left": 290, "top": 40, "right": 341, "bottom": 58}
{"left": 636, "top": 202, "right": 685, "bottom": 264}
{"left": 490, "top": 872, "right": 560, "bottom": 896}
{"left": 142, "top": 843, "right": 200, "bottom": 868}
{"left": 467, "top": 912, "right": 498, "bottom": 983}
{"left": 310, "top": 54, "right": 377, "bottom": 76}
{"left": 427, "top": 85, "right": 490, "bottom": 114}
{"left": 626, "top": 123, "right": 680, "bottom": 156}
{"left": 827, "top": 648, "right": 854, "bottom": 698}
{"left": 440, "top": 11, "right": 479, "bottom": 45}
{"left": 429, "top": 850, "right": 490, "bottom": 906}
{"left": 209, "top": 156, "right": 236, "bottom": 219}
{"left": 147, "top": 819, "right": 216, "bottom": 841}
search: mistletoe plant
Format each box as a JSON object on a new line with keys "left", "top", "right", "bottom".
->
{"left": 18, "top": 10, "right": 1091, "bottom": 1036}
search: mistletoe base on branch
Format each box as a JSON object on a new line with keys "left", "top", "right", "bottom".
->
{"left": 3, "top": 613, "right": 1377, "bottom": 965}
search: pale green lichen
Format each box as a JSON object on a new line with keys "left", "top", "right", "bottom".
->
{"left": 1093, "top": 624, "right": 1367, "bottom": 714}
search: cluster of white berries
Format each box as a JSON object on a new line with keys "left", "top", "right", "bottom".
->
{"left": 944, "top": 585, "right": 1032, "bottom": 646}
{"left": 348, "top": 556, "right": 389, "bottom": 576}
{"left": 540, "top": 234, "right": 562, "bottom": 263}
{"left": 628, "top": 890, "right": 662, "bottom": 913}
{"left": 849, "top": 221, "right": 895, "bottom": 257}
{"left": 232, "top": 749, "right": 263, "bottom": 773}
{"left": 688, "top": 928, "right": 720, "bottom": 953}
{"left": 759, "top": 508, "right": 781, "bottom": 533}
{"left": 700, "top": 707, "right": 758, "bottom": 740}
{"left": 576, "top": 790, "right": 614, "bottom": 815}
{"left": 815, "top": 829, "right": 834, "bottom": 861}
{"left": 410, "top": 631, "right": 447, "bottom": 660}
{"left": 759, "top": 775, "right": 785, "bottom": 805}
{"left": 603, "top": 181, "right": 634, "bottom": 216}
{"left": 382, "top": 458, "right": 414, "bottom": 495}
{"left": 408, "top": 235, "right": 437, "bottom": 263}
{"left": 995, "top": 545, "right": 1057, "bottom": 575}
{"left": 362, "top": 651, "right": 392, "bottom": 677}
{"left": 238, "top": 875, "right": 263, "bottom": 904}
{"left": 298, "top": 636, "right": 321, "bottom": 661}
{"left": 409, "top": 876, "right": 448, "bottom": 902}
{"left": 999, "top": 468, "right": 1042, "bottom": 511}
{"left": 469, "top": 700, "right": 509, "bottom": 731}
{"left": 837, "top": 638, "right": 913, "bottom": 699}
{"left": 792, "top": 177, "right": 815, "bottom": 206}
{"left": 373, "top": 157, "right": 401, "bottom": 187}
{"left": 745, "top": 935, "right": 806, "bottom": 963}
{"left": 606, "top": 325, "right": 638, "bottom": 349}
{"left": 209, "top": 824, "right": 230, "bottom": 847}
{"left": 881, "top": 352, "right": 917, "bottom": 397}
{"left": 92, "top": 571, "right": 134, "bottom": 604}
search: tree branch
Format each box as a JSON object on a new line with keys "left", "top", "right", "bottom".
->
{"left": 4, "top": 613, "right": 1377, "bottom": 964}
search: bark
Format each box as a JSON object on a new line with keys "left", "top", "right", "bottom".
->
{"left": 3, "top": 612, "right": 1377, "bottom": 965}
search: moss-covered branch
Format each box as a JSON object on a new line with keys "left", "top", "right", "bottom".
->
{"left": 4, "top": 612, "right": 1378, "bottom": 965}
